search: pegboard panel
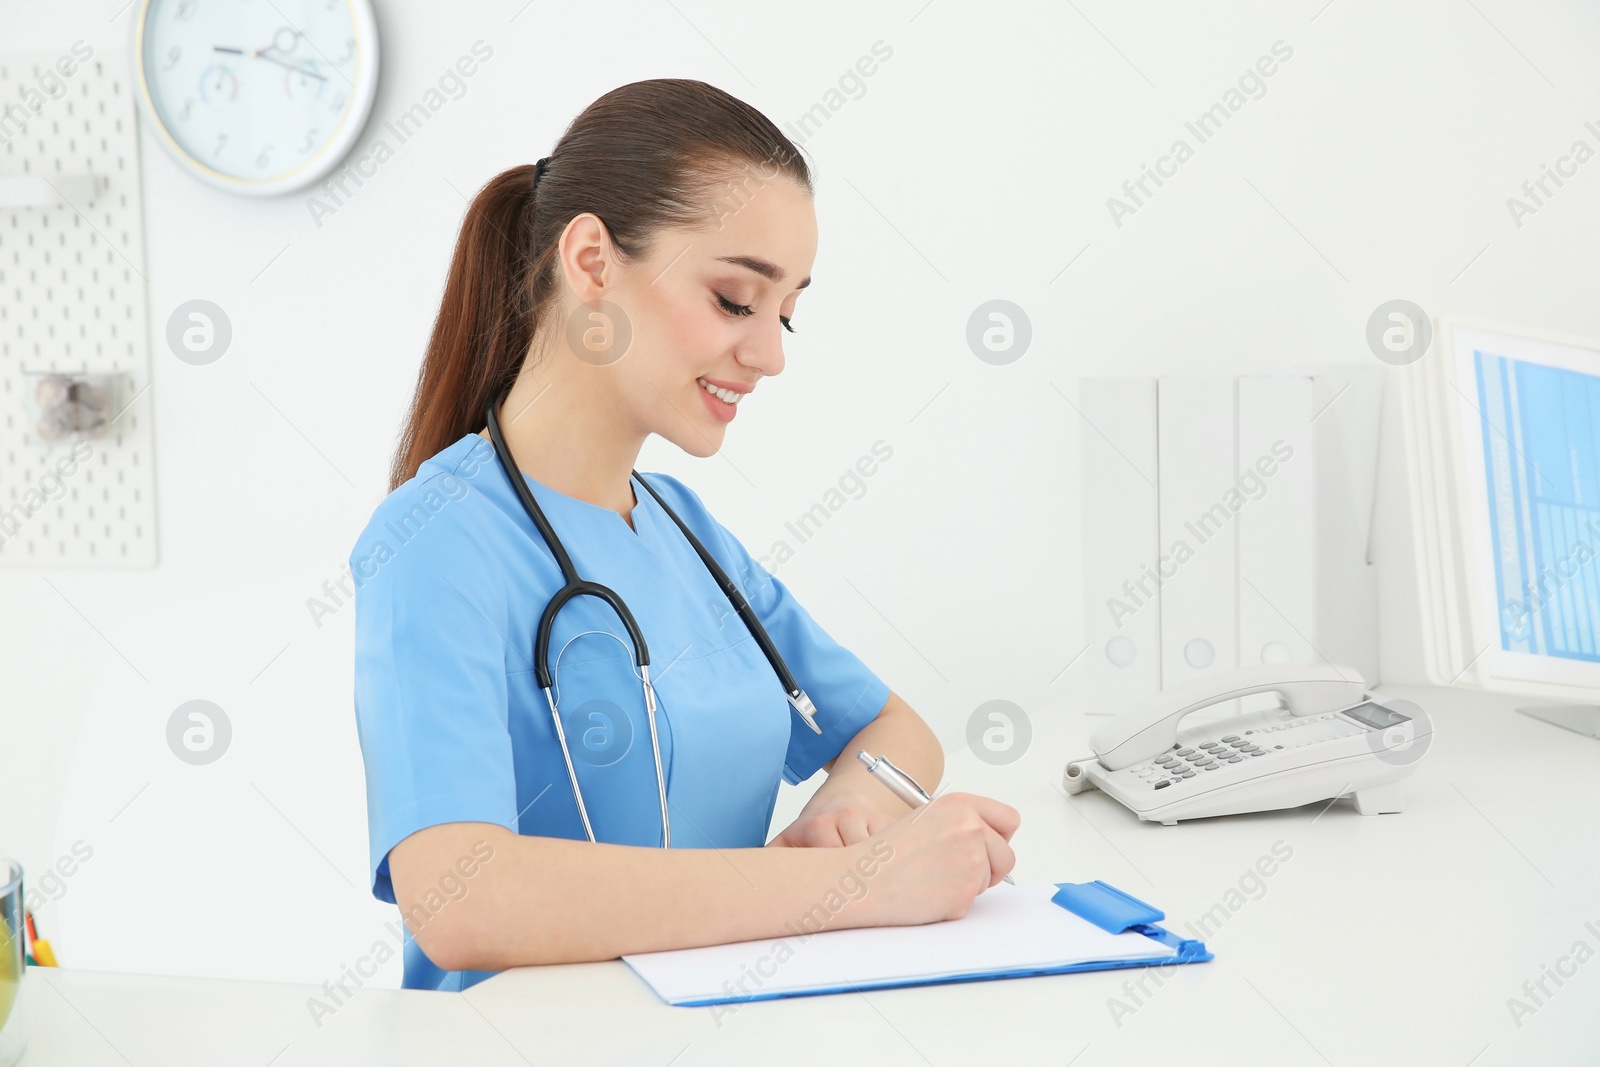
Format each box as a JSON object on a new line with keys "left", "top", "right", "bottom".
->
{"left": 0, "top": 48, "right": 157, "bottom": 568}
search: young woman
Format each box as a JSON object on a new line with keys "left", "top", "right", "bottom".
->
{"left": 351, "top": 78, "right": 1019, "bottom": 992}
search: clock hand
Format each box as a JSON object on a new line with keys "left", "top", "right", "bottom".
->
{"left": 211, "top": 45, "right": 327, "bottom": 81}
{"left": 253, "top": 51, "right": 329, "bottom": 81}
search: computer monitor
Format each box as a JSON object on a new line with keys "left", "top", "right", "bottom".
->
{"left": 1431, "top": 320, "right": 1600, "bottom": 730}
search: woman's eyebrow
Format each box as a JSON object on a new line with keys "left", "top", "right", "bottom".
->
{"left": 716, "top": 254, "right": 811, "bottom": 289}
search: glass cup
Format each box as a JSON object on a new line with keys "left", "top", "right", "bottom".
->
{"left": 0, "top": 860, "right": 26, "bottom": 1067}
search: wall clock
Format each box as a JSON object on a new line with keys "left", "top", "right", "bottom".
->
{"left": 133, "top": 0, "right": 380, "bottom": 195}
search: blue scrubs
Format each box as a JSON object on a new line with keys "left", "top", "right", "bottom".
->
{"left": 350, "top": 433, "right": 890, "bottom": 991}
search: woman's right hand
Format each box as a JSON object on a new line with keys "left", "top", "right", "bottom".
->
{"left": 852, "top": 793, "right": 1021, "bottom": 926}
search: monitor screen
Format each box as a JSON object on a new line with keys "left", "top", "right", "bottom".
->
{"left": 1474, "top": 349, "right": 1600, "bottom": 663}
{"left": 1448, "top": 322, "right": 1600, "bottom": 693}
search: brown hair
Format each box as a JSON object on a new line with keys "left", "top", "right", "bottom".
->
{"left": 387, "top": 78, "right": 812, "bottom": 491}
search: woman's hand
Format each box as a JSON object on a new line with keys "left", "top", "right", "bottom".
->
{"left": 848, "top": 792, "right": 1021, "bottom": 926}
{"left": 767, "top": 800, "right": 898, "bottom": 848}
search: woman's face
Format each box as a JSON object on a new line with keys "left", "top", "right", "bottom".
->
{"left": 557, "top": 172, "right": 818, "bottom": 458}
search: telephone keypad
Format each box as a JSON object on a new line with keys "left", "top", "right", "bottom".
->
{"left": 1145, "top": 721, "right": 1307, "bottom": 787}
{"left": 1145, "top": 726, "right": 1291, "bottom": 788}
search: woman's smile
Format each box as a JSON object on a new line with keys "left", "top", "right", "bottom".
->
{"left": 696, "top": 375, "right": 753, "bottom": 423}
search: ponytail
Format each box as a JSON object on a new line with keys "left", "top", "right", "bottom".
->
{"left": 388, "top": 79, "right": 812, "bottom": 492}
{"left": 387, "top": 165, "right": 546, "bottom": 491}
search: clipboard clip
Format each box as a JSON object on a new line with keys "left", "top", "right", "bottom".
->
{"left": 1052, "top": 880, "right": 1209, "bottom": 962}
{"left": 1051, "top": 880, "right": 1164, "bottom": 932}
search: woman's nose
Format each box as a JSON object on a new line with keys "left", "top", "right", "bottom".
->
{"left": 738, "top": 321, "right": 787, "bottom": 377}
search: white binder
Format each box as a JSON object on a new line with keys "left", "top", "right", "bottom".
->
{"left": 1078, "top": 379, "right": 1162, "bottom": 697}
{"left": 1237, "top": 376, "right": 1315, "bottom": 668}
{"left": 1079, "top": 374, "right": 1380, "bottom": 705}
{"left": 1157, "top": 378, "right": 1239, "bottom": 686}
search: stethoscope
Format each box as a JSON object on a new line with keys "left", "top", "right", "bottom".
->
{"left": 484, "top": 387, "right": 822, "bottom": 848}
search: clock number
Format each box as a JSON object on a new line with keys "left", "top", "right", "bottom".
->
{"left": 163, "top": 45, "right": 182, "bottom": 72}
{"left": 174, "top": 0, "right": 197, "bottom": 21}
{"left": 214, "top": 133, "right": 227, "bottom": 157}
{"left": 256, "top": 145, "right": 274, "bottom": 169}
{"left": 335, "top": 37, "right": 355, "bottom": 65}
{"left": 327, "top": 91, "right": 347, "bottom": 114}
{"left": 179, "top": 98, "right": 193, "bottom": 122}
{"left": 298, "top": 129, "right": 319, "bottom": 152}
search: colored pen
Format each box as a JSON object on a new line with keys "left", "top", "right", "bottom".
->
{"left": 857, "top": 750, "right": 1015, "bottom": 885}
{"left": 24, "top": 910, "right": 56, "bottom": 967}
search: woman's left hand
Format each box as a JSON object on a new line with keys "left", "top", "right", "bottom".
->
{"left": 767, "top": 801, "right": 898, "bottom": 848}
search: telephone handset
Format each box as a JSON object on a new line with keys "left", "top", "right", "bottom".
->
{"left": 1063, "top": 664, "right": 1433, "bottom": 825}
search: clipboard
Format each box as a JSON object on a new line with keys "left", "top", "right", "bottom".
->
{"left": 622, "top": 879, "right": 1212, "bottom": 1007}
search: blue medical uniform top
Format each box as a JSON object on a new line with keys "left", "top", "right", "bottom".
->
{"left": 350, "top": 433, "right": 890, "bottom": 991}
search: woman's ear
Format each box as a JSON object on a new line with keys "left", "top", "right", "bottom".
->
{"left": 556, "top": 212, "right": 619, "bottom": 302}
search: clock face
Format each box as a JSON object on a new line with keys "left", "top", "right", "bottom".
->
{"left": 134, "top": 0, "right": 379, "bottom": 195}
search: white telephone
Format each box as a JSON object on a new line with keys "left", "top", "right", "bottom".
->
{"left": 1062, "top": 664, "right": 1433, "bottom": 825}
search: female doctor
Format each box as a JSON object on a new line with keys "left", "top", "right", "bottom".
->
{"left": 351, "top": 78, "right": 1019, "bottom": 992}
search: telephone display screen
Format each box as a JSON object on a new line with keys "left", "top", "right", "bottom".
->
{"left": 1343, "top": 701, "right": 1410, "bottom": 730}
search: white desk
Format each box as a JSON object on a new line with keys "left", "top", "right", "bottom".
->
{"left": 19, "top": 686, "right": 1600, "bottom": 1066}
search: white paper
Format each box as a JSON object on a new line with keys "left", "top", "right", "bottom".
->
{"left": 622, "top": 881, "right": 1180, "bottom": 1005}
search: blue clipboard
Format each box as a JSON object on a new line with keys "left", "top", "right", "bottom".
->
{"left": 648, "top": 880, "right": 1212, "bottom": 1007}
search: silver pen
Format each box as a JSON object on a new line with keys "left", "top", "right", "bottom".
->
{"left": 857, "top": 750, "right": 1015, "bottom": 885}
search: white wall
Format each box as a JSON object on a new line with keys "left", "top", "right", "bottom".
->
{"left": 3, "top": 0, "right": 1597, "bottom": 985}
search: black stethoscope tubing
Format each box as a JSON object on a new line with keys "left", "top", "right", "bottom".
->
{"left": 482, "top": 386, "right": 823, "bottom": 843}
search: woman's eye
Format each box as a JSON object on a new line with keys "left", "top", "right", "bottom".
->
{"left": 717, "top": 293, "right": 797, "bottom": 333}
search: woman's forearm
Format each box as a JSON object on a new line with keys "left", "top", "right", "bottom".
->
{"left": 393, "top": 694, "right": 946, "bottom": 971}
{"left": 804, "top": 690, "right": 945, "bottom": 820}
{"left": 392, "top": 821, "right": 885, "bottom": 971}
